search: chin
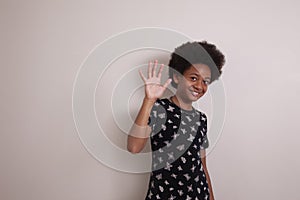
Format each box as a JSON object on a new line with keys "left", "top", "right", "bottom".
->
{"left": 184, "top": 94, "right": 201, "bottom": 103}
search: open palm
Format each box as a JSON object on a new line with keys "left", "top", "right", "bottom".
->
{"left": 139, "top": 60, "right": 172, "bottom": 101}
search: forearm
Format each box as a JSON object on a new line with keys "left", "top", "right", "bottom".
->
{"left": 127, "top": 98, "right": 155, "bottom": 153}
{"left": 203, "top": 165, "right": 215, "bottom": 200}
{"left": 134, "top": 98, "right": 155, "bottom": 126}
{"left": 200, "top": 150, "right": 215, "bottom": 200}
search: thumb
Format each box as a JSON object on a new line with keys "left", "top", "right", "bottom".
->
{"left": 162, "top": 78, "right": 172, "bottom": 89}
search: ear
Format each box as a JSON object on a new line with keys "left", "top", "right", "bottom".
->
{"left": 173, "top": 73, "right": 180, "bottom": 84}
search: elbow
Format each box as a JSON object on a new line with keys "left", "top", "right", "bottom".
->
{"left": 127, "top": 144, "right": 143, "bottom": 154}
{"left": 127, "top": 135, "right": 147, "bottom": 154}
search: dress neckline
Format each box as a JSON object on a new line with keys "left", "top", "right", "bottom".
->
{"left": 165, "top": 97, "right": 196, "bottom": 115}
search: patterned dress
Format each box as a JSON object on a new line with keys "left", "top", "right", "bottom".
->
{"left": 145, "top": 98, "right": 210, "bottom": 200}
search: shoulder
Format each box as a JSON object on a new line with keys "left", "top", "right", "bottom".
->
{"left": 153, "top": 98, "right": 170, "bottom": 108}
{"left": 150, "top": 98, "right": 173, "bottom": 118}
{"left": 149, "top": 98, "right": 168, "bottom": 115}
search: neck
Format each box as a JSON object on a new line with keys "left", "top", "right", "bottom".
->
{"left": 171, "top": 95, "right": 193, "bottom": 111}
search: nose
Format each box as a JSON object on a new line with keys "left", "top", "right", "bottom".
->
{"left": 193, "top": 80, "right": 204, "bottom": 91}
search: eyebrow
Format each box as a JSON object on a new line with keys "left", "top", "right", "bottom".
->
{"left": 188, "top": 73, "right": 211, "bottom": 80}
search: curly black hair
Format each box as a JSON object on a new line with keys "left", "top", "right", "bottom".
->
{"left": 168, "top": 41, "right": 225, "bottom": 88}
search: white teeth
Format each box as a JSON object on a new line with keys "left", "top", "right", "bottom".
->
{"left": 192, "top": 91, "right": 199, "bottom": 96}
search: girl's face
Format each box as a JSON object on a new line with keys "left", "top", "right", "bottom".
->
{"left": 174, "top": 63, "right": 211, "bottom": 104}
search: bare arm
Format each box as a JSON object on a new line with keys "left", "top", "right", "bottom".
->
{"left": 127, "top": 60, "right": 171, "bottom": 153}
{"left": 200, "top": 149, "right": 215, "bottom": 200}
{"left": 127, "top": 98, "right": 155, "bottom": 153}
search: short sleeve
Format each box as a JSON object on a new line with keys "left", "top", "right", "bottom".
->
{"left": 147, "top": 101, "right": 159, "bottom": 129}
{"left": 200, "top": 114, "right": 210, "bottom": 150}
{"left": 147, "top": 99, "right": 167, "bottom": 136}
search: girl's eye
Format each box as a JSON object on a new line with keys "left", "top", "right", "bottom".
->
{"left": 204, "top": 80, "right": 211, "bottom": 85}
{"left": 191, "top": 77, "right": 197, "bottom": 81}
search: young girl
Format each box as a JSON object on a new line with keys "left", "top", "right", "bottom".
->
{"left": 127, "top": 41, "right": 225, "bottom": 200}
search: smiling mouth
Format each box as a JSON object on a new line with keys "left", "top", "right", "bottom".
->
{"left": 191, "top": 90, "right": 201, "bottom": 97}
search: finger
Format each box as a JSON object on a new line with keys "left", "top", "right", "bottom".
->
{"left": 157, "top": 64, "right": 164, "bottom": 79}
{"left": 162, "top": 78, "right": 172, "bottom": 89}
{"left": 139, "top": 69, "right": 147, "bottom": 82}
{"left": 152, "top": 60, "right": 158, "bottom": 77}
{"left": 148, "top": 61, "right": 153, "bottom": 78}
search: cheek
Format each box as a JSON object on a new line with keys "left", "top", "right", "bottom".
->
{"left": 203, "top": 85, "right": 208, "bottom": 93}
{"left": 184, "top": 79, "right": 194, "bottom": 86}
{"left": 177, "top": 82, "right": 190, "bottom": 94}
{"left": 178, "top": 79, "right": 189, "bottom": 87}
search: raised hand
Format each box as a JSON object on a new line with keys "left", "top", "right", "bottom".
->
{"left": 139, "top": 60, "right": 172, "bottom": 102}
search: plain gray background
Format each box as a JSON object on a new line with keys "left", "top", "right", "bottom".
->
{"left": 1, "top": 0, "right": 300, "bottom": 199}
